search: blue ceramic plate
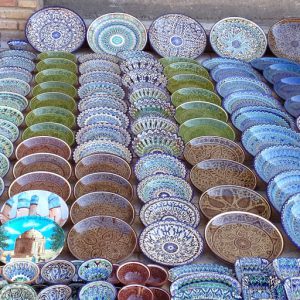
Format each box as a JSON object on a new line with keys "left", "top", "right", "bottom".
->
{"left": 263, "top": 63, "right": 300, "bottom": 84}
{"left": 0, "top": 78, "right": 30, "bottom": 97}
{"left": 274, "top": 77, "right": 300, "bottom": 100}
{"left": 0, "top": 284, "right": 37, "bottom": 299}
{"left": 78, "top": 82, "right": 125, "bottom": 99}
{"left": 202, "top": 57, "right": 250, "bottom": 70}
{"left": 273, "top": 257, "right": 300, "bottom": 280}
{"left": 79, "top": 59, "right": 121, "bottom": 75}
{"left": 0, "top": 49, "right": 36, "bottom": 60}
{"left": 0, "top": 119, "right": 19, "bottom": 142}
{"left": 0, "top": 92, "right": 28, "bottom": 112}
{"left": 79, "top": 71, "right": 122, "bottom": 86}
{"left": 37, "top": 285, "right": 72, "bottom": 299}
{"left": 0, "top": 67, "right": 32, "bottom": 84}
{"left": 284, "top": 276, "right": 300, "bottom": 299}
{"left": 79, "top": 281, "right": 116, "bottom": 300}
{"left": 0, "top": 56, "right": 35, "bottom": 72}
{"left": 250, "top": 57, "right": 295, "bottom": 70}
{"left": 285, "top": 95, "right": 300, "bottom": 117}
{"left": 0, "top": 153, "right": 9, "bottom": 178}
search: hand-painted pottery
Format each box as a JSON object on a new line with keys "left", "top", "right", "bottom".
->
{"left": 120, "top": 57, "right": 163, "bottom": 74}
{"left": 241, "top": 124, "right": 300, "bottom": 156}
{"left": 0, "top": 152, "right": 9, "bottom": 178}
{"left": 118, "top": 285, "right": 153, "bottom": 300}
{"left": 0, "top": 190, "right": 69, "bottom": 226}
{"left": 79, "top": 281, "right": 116, "bottom": 300}
{"left": 0, "top": 78, "right": 30, "bottom": 97}
{"left": 150, "top": 287, "right": 170, "bottom": 300}
{"left": 2, "top": 261, "right": 39, "bottom": 284}
{"left": 117, "top": 262, "right": 150, "bottom": 285}
{"left": 13, "top": 153, "right": 72, "bottom": 179}
{"left": 284, "top": 277, "right": 300, "bottom": 300}
{"left": 179, "top": 118, "right": 235, "bottom": 144}
{"left": 37, "top": 51, "right": 76, "bottom": 62}
{"left": 0, "top": 119, "right": 19, "bottom": 142}
{"left": 32, "top": 81, "right": 77, "bottom": 98}
{"left": 264, "top": 63, "right": 300, "bottom": 84}
{"left": 76, "top": 123, "right": 130, "bottom": 146}
{"left": 147, "top": 265, "right": 169, "bottom": 287}
{"left": 139, "top": 220, "right": 204, "bottom": 266}
{"left": 164, "top": 62, "right": 210, "bottom": 79}
{"left": 137, "top": 174, "right": 193, "bottom": 203}
{"left": 22, "top": 122, "right": 74, "bottom": 146}
{"left": 129, "top": 85, "right": 169, "bottom": 104}
{"left": 273, "top": 257, "right": 300, "bottom": 280}
{"left": 216, "top": 76, "right": 272, "bottom": 97}
{"left": 75, "top": 153, "right": 131, "bottom": 180}
{"left": 140, "top": 198, "right": 200, "bottom": 228}
{"left": 223, "top": 91, "right": 283, "bottom": 114}
{"left": 9, "top": 171, "right": 72, "bottom": 201}
{"left": 175, "top": 101, "right": 228, "bottom": 124}
{"left": 199, "top": 185, "right": 271, "bottom": 220}
{"left": 205, "top": 212, "right": 284, "bottom": 264}
{"left": 79, "top": 71, "right": 122, "bottom": 86}
{"left": 0, "top": 215, "right": 65, "bottom": 263}
{"left": 148, "top": 14, "right": 206, "bottom": 58}
{"left": 37, "top": 285, "right": 72, "bottom": 300}
{"left": 0, "top": 134, "right": 13, "bottom": 158}
{"left": 41, "top": 260, "right": 75, "bottom": 284}
{"left": 0, "top": 56, "right": 35, "bottom": 72}
{"left": 0, "top": 178, "right": 4, "bottom": 198}
{"left": 15, "top": 136, "right": 71, "bottom": 161}
{"left": 0, "top": 283, "right": 37, "bottom": 299}
{"left": 35, "top": 69, "right": 78, "bottom": 85}
{"left": 0, "top": 49, "right": 36, "bottom": 60}
{"left": 132, "top": 130, "right": 184, "bottom": 158}
{"left": 78, "top": 258, "right": 112, "bottom": 282}
{"left": 274, "top": 77, "right": 300, "bottom": 100}
{"left": 285, "top": 95, "right": 300, "bottom": 117}
{"left": 70, "top": 191, "right": 134, "bottom": 224}
{"left": 184, "top": 136, "right": 245, "bottom": 165}
{"left": 210, "top": 17, "right": 267, "bottom": 61}
{"left": 202, "top": 57, "right": 250, "bottom": 70}
{"left": 0, "top": 92, "right": 28, "bottom": 111}
{"left": 30, "top": 92, "right": 76, "bottom": 112}
{"left": 67, "top": 216, "right": 137, "bottom": 262}
{"left": 0, "top": 67, "right": 33, "bottom": 83}
{"left": 117, "top": 49, "right": 155, "bottom": 60}
{"left": 0, "top": 106, "right": 24, "bottom": 126}
{"left": 78, "top": 52, "right": 119, "bottom": 64}
{"left": 78, "top": 82, "right": 125, "bottom": 99}
{"left": 268, "top": 18, "right": 300, "bottom": 62}
{"left": 251, "top": 56, "right": 295, "bottom": 70}
{"left": 167, "top": 74, "right": 214, "bottom": 94}
{"left": 159, "top": 56, "right": 199, "bottom": 67}
{"left": 74, "top": 172, "right": 133, "bottom": 200}
{"left": 134, "top": 153, "right": 186, "bottom": 181}
{"left": 73, "top": 140, "right": 132, "bottom": 164}
{"left": 36, "top": 58, "right": 78, "bottom": 73}
{"left": 79, "top": 59, "right": 121, "bottom": 75}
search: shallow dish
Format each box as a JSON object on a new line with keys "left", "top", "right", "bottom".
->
{"left": 129, "top": 85, "right": 169, "bottom": 104}
{"left": 273, "top": 257, "right": 300, "bottom": 280}
{"left": 0, "top": 106, "right": 24, "bottom": 126}
{"left": 0, "top": 134, "right": 13, "bottom": 158}
{"left": 0, "top": 91, "right": 28, "bottom": 111}
{"left": 79, "top": 71, "right": 121, "bottom": 86}
{"left": 37, "top": 285, "right": 72, "bottom": 300}
{"left": 0, "top": 78, "right": 30, "bottom": 97}
{"left": 78, "top": 52, "right": 119, "bottom": 64}
{"left": 285, "top": 95, "right": 300, "bottom": 118}
{"left": 0, "top": 152, "right": 10, "bottom": 178}
{"left": 32, "top": 81, "right": 77, "bottom": 98}
{"left": 78, "top": 258, "right": 112, "bottom": 282}
{"left": 164, "top": 62, "right": 210, "bottom": 79}
{"left": 41, "top": 260, "right": 75, "bottom": 284}
{"left": 0, "top": 56, "right": 35, "bottom": 72}
{"left": 79, "top": 281, "right": 116, "bottom": 300}
{"left": 35, "top": 68, "right": 78, "bottom": 85}
{"left": 274, "top": 76, "right": 300, "bottom": 100}
{"left": 263, "top": 63, "right": 300, "bottom": 84}
{"left": 0, "top": 283, "right": 37, "bottom": 299}
{"left": 78, "top": 81, "right": 124, "bottom": 99}
{"left": 0, "top": 119, "right": 19, "bottom": 142}
{"left": 159, "top": 56, "right": 199, "bottom": 67}
{"left": 79, "top": 59, "right": 121, "bottom": 75}
{"left": 250, "top": 56, "right": 293, "bottom": 70}
{"left": 120, "top": 57, "right": 163, "bottom": 74}
{"left": 0, "top": 66, "right": 32, "bottom": 83}
{"left": 37, "top": 51, "right": 77, "bottom": 62}
{"left": 36, "top": 58, "right": 77, "bottom": 73}
{"left": 202, "top": 57, "right": 250, "bottom": 70}
{"left": 0, "top": 49, "right": 36, "bottom": 60}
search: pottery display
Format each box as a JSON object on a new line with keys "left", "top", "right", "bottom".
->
{"left": 78, "top": 258, "right": 112, "bottom": 281}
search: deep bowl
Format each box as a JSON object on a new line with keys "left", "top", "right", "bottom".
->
{"left": 118, "top": 285, "right": 153, "bottom": 300}
{"left": 146, "top": 265, "right": 169, "bottom": 287}
{"left": 117, "top": 262, "right": 150, "bottom": 285}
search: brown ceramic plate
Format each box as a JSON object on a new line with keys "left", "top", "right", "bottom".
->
{"left": 199, "top": 185, "right": 271, "bottom": 220}
{"left": 13, "top": 153, "right": 72, "bottom": 179}
{"left": 15, "top": 136, "right": 72, "bottom": 160}
{"left": 70, "top": 191, "right": 135, "bottom": 224}
{"left": 75, "top": 153, "right": 131, "bottom": 180}
{"left": 74, "top": 172, "right": 133, "bottom": 200}
{"left": 184, "top": 136, "right": 245, "bottom": 166}
{"left": 205, "top": 211, "right": 284, "bottom": 263}
{"left": 67, "top": 216, "right": 137, "bottom": 262}
{"left": 9, "top": 171, "right": 72, "bottom": 201}
{"left": 190, "top": 159, "right": 257, "bottom": 192}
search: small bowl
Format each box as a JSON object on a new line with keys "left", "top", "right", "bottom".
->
{"left": 117, "top": 262, "right": 150, "bottom": 286}
{"left": 37, "top": 51, "right": 77, "bottom": 62}
{"left": 118, "top": 285, "right": 153, "bottom": 300}
{"left": 79, "top": 281, "right": 117, "bottom": 300}
{"left": 146, "top": 265, "right": 168, "bottom": 287}
{"left": 35, "top": 68, "right": 78, "bottom": 86}
{"left": 36, "top": 58, "right": 78, "bottom": 73}
{"left": 149, "top": 287, "right": 170, "bottom": 300}
{"left": 37, "top": 284, "right": 72, "bottom": 300}
{"left": 41, "top": 260, "right": 75, "bottom": 284}
{"left": 32, "top": 81, "right": 77, "bottom": 98}
{"left": 108, "top": 264, "right": 120, "bottom": 285}
{"left": 7, "top": 40, "right": 33, "bottom": 51}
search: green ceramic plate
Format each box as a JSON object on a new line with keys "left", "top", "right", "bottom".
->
{"left": 36, "top": 58, "right": 78, "bottom": 73}
{"left": 30, "top": 92, "right": 76, "bottom": 112}
{"left": 167, "top": 74, "right": 214, "bottom": 94}
{"left": 0, "top": 106, "right": 24, "bottom": 126}
{"left": 32, "top": 81, "right": 77, "bottom": 98}
{"left": 37, "top": 51, "right": 77, "bottom": 62}
{"left": 25, "top": 107, "right": 76, "bottom": 128}
{"left": 0, "top": 134, "right": 13, "bottom": 157}
{"left": 179, "top": 118, "right": 236, "bottom": 143}
{"left": 175, "top": 101, "right": 228, "bottom": 124}
{"left": 22, "top": 122, "right": 75, "bottom": 146}
{"left": 159, "top": 57, "right": 199, "bottom": 67}
{"left": 0, "top": 152, "right": 9, "bottom": 177}
{"left": 171, "top": 87, "right": 222, "bottom": 107}
{"left": 35, "top": 69, "right": 78, "bottom": 86}
{"left": 164, "top": 62, "right": 210, "bottom": 79}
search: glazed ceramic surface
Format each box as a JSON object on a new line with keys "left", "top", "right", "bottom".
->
{"left": 0, "top": 106, "right": 24, "bottom": 126}
{"left": 148, "top": 269, "right": 169, "bottom": 289}
{"left": 41, "top": 260, "right": 75, "bottom": 284}
{"left": 129, "top": 85, "right": 170, "bottom": 104}
{"left": 0, "top": 92, "right": 28, "bottom": 111}
{"left": 250, "top": 56, "right": 294, "bottom": 70}
{"left": 117, "top": 262, "right": 150, "bottom": 285}
{"left": 37, "top": 51, "right": 77, "bottom": 62}
{"left": 284, "top": 277, "right": 300, "bottom": 300}
{"left": 32, "top": 81, "right": 77, "bottom": 98}
{"left": 79, "top": 281, "right": 116, "bottom": 300}
{"left": 78, "top": 52, "right": 120, "bottom": 64}
{"left": 263, "top": 63, "right": 300, "bottom": 84}
{"left": 0, "top": 67, "right": 32, "bottom": 83}
{"left": 164, "top": 62, "right": 210, "bottom": 79}
{"left": 285, "top": 95, "right": 300, "bottom": 117}
{"left": 274, "top": 77, "right": 300, "bottom": 100}
{"left": 36, "top": 58, "right": 78, "bottom": 73}
{"left": 0, "top": 49, "right": 36, "bottom": 60}
{"left": 0, "top": 78, "right": 30, "bottom": 97}
{"left": 0, "top": 283, "right": 37, "bottom": 300}
{"left": 37, "top": 284, "right": 72, "bottom": 300}
{"left": 0, "top": 119, "right": 19, "bottom": 142}
{"left": 202, "top": 57, "right": 250, "bottom": 70}
{"left": 0, "top": 178, "right": 5, "bottom": 198}
{"left": 78, "top": 258, "right": 112, "bottom": 282}
{"left": 120, "top": 57, "right": 163, "bottom": 73}
{"left": 0, "top": 153, "right": 9, "bottom": 178}
{"left": 273, "top": 257, "right": 300, "bottom": 280}
{"left": 159, "top": 56, "right": 199, "bottom": 67}
{"left": 0, "top": 134, "right": 14, "bottom": 158}
{"left": 79, "top": 59, "right": 120, "bottom": 75}
{"left": 79, "top": 71, "right": 122, "bottom": 86}
{"left": 0, "top": 56, "right": 35, "bottom": 72}
{"left": 35, "top": 69, "right": 77, "bottom": 85}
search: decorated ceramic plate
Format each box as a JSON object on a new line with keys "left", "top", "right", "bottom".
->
{"left": 274, "top": 77, "right": 300, "bottom": 100}
{"left": 139, "top": 221, "right": 204, "bottom": 266}
{"left": 0, "top": 56, "right": 35, "bottom": 72}
{"left": 0, "top": 92, "right": 28, "bottom": 112}
{"left": 0, "top": 215, "right": 65, "bottom": 263}
{"left": 129, "top": 85, "right": 170, "bottom": 104}
{"left": 149, "top": 14, "right": 206, "bottom": 58}
{"left": 35, "top": 68, "right": 78, "bottom": 85}
{"left": 0, "top": 178, "right": 4, "bottom": 198}
{"left": 250, "top": 56, "right": 294, "bottom": 70}
{"left": 202, "top": 57, "right": 250, "bottom": 70}
{"left": 87, "top": 13, "right": 147, "bottom": 54}
{"left": 0, "top": 66, "right": 32, "bottom": 83}
{"left": 0, "top": 106, "right": 24, "bottom": 127}
{"left": 0, "top": 153, "right": 9, "bottom": 178}
{"left": 0, "top": 49, "right": 37, "bottom": 60}
{"left": 0, "top": 134, "right": 14, "bottom": 158}
{"left": 25, "top": 7, "right": 86, "bottom": 52}
{"left": 0, "top": 119, "right": 19, "bottom": 142}
{"left": 210, "top": 17, "right": 267, "bottom": 61}
{"left": 0, "top": 284, "right": 37, "bottom": 299}
{"left": 79, "top": 71, "right": 122, "bottom": 86}
{"left": 36, "top": 58, "right": 78, "bottom": 74}
{"left": 78, "top": 52, "right": 120, "bottom": 64}
{"left": 79, "top": 59, "right": 120, "bottom": 75}
{"left": 37, "top": 51, "right": 77, "bottom": 62}
{"left": 32, "top": 81, "right": 77, "bottom": 98}
{"left": 205, "top": 212, "right": 284, "bottom": 263}
{"left": 199, "top": 185, "right": 271, "bottom": 220}
{"left": 79, "top": 281, "right": 116, "bottom": 300}
{"left": 0, "top": 78, "right": 30, "bottom": 97}
{"left": 0, "top": 190, "right": 69, "bottom": 226}
{"left": 67, "top": 216, "right": 137, "bottom": 262}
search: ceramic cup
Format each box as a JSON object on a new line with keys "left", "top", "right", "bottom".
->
{"left": 146, "top": 265, "right": 168, "bottom": 287}
{"left": 118, "top": 285, "right": 153, "bottom": 300}
{"left": 117, "top": 262, "right": 150, "bottom": 285}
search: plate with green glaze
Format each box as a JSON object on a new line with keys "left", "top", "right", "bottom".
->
{"left": 175, "top": 101, "right": 228, "bottom": 124}
{"left": 159, "top": 57, "right": 199, "bottom": 67}
{"left": 35, "top": 69, "right": 78, "bottom": 86}
{"left": 0, "top": 92, "right": 28, "bottom": 111}
{"left": 36, "top": 58, "right": 78, "bottom": 73}
{"left": 0, "top": 106, "right": 24, "bottom": 126}
{"left": 0, "top": 119, "right": 19, "bottom": 142}
{"left": 37, "top": 51, "right": 77, "bottom": 62}
{"left": 25, "top": 107, "right": 76, "bottom": 128}
{"left": 22, "top": 122, "right": 75, "bottom": 146}
{"left": 167, "top": 74, "right": 214, "bottom": 94}
{"left": 179, "top": 118, "right": 236, "bottom": 143}
{"left": 164, "top": 62, "right": 210, "bottom": 79}
{"left": 0, "top": 134, "right": 14, "bottom": 157}
{"left": 32, "top": 81, "right": 77, "bottom": 98}
{"left": 30, "top": 92, "right": 76, "bottom": 112}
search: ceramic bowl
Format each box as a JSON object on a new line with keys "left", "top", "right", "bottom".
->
{"left": 35, "top": 68, "right": 78, "bottom": 85}
{"left": 0, "top": 106, "right": 24, "bottom": 126}
{"left": 202, "top": 57, "right": 250, "bottom": 70}
{"left": 250, "top": 56, "right": 293, "bottom": 70}
{"left": 36, "top": 58, "right": 78, "bottom": 73}
{"left": 284, "top": 277, "right": 300, "bottom": 300}
{"left": 25, "top": 107, "right": 76, "bottom": 129}
{"left": 134, "top": 153, "right": 186, "bottom": 181}
{"left": 285, "top": 95, "right": 300, "bottom": 118}
{"left": 0, "top": 49, "right": 36, "bottom": 60}
{"left": 22, "top": 122, "right": 75, "bottom": 146}
{"left": 30, "top": 92, "right": 76, "bottom": 112}
{"left": 0, "top": 56, "right": 35, "bottom": 72}
{"left": 7, "top": 40, "right": 33, "bottom": 51}
{"left": 37, "top": 51, "right": 77, "bottom": 62}
{"left": 79, "top": 59, "right": 121, "bottom": 75}
{"left": 0, "top": 91, "right": 28, "bottom": 111}
{"left": 108, "top": 264, "right": 120, "bottom": 285}
{"left": 74, "top": 172, "right": 133, "bottom": 200}
{"left": 78, "top": 258, "right": 113, "bottom": 282}
{"left": 164, "top": 62, "right": 210, "bottom": 79}
{"left": 9, "top": 171, "right": 72, "bottom": 201}
{"left": 41, "top": 260, "right": 75, "bottom": 284}
{"left": 0, "top": 152, "right": 10, "bottom": 178}
{"left": 0, "top": 119, "right": 19, "bottom": 142}
{"left": 263, "top": 63, "right": 300, "bottom": 84}
{"left": 75, "top": 153, "right": 131, "bottom": 180}
{"left": 0, "top": 78, "right": 30, "bottom": 97}
{"left": 137, "top": 174, "right": 193, "bottom": 203}
{"left": 120, "top": 57, "right": 163, "bottom": 73}
{"left": 118, "top": 285, "right": 153, "bottom": 300}
{"left": 0, "top": 284, "right": 37, "bottom": 299}
{"left": 0, "top": 66, "right": 32, "bottom": 83}
{"left": 79, "top": 52, "right": 120, "bottom": 64}
{"left": 274, "top": 76, "right": 300, "bottom": 100}
{"left": 78, "top": 82, "right": 125, "bottom": 99}
{"left": 2, "top": 261, "right": 39, "bottom": 284}
{"left": 159, "top": 56, "right": 199, "bottom": 67}
{"left": 15, "top": 136, "right": 72, "bottom": 161}
{"left": 191, "top": 159, "right": 257, "bottom": 192}
{"left": 146, "top": 265, "right": 169, "bottom": 287}
{"left": 32, "top": 81, "right": 77, "bottom": 98}
{"left": 179, "top": 118, "right": 236, "bottom": 144}
{"left": 79, "top": 281, "right": 117, "bottom": 300}
{"left": 0, "top": 134, "right": 13, "bottom": 158}
{"left": 13, "top": 153, "right": 72, "bottom": 179}
{"left": 150, "top": 287, "right": 170, "bottom": 300}
{"left": 117, "top": 262, "right": 150, "bottom": 285}
{"left": 79, "top": 71, "right": 122, "bottom": 86}
{"left": 273, "top": 257, "right": 300, "bottom": 280}
{"left": 129, "top": 85, "right": 170, "bottom": 104}
{"left": 37, "top": 284, "right": 72, "bottom": 300}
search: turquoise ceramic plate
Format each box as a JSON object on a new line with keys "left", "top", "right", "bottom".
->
{"left": 0, "top": 106, "right": 24, "bottom": 126}
{"left": 0, "top": 92, "right": 28, "bottom": 112}
{"left": 0, "top": 56, "right": 35, "bottom": 72}
{"left": 0, "top": 134, "right": 14, "bottom": 157}
{"left": 0, "top": 119, "right": 19, "bottom": 142}
{"left": 0, "top": 153, "right": 9, "bottom": 178}
{"left": 0, "top": 78, "right": 30, "bottom": 97}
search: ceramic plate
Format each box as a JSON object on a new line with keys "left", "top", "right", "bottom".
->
{"left": 191, "top": 159, "right": 257, "bottom": 192}
{"left": 0, "top": 134, "right": 13, "bottom": 158}
{"left": 35, "top": 68, "right": 78, "bottom": 85}
{"left": 0, "top": 92, "right": 28, "bottom": 111}
{"left": 78, "top": 52, "right": 119, "bottom": 64}
{"left": 68, "top": 216, "right": 137, "bottom": 262}
{"left": 0, "top": 106, "right": 24, "bottom": 126}
{"left": 274, "top": 77, "right": 300, "bottom": 100}
{"left": 205, "top": 212, "right": 284, "bottom": 263}
{"left": 164, "top": 62, "right": 210, "bottom": 79}
{"left": 0, "top": 56, "right": 35, "bottom": 72}
{"left": 0, "top": 283, "right": 37, "bottom": 299}
{"left": 159, "top": 56, "right": 199, "bottom": 67}
{"left": 0, "top": 66, "right": 33, "bottom": 83}
{"left": 79, "top": 71, "right": 122, "bottom": 86}
{"left": 41, "top": 260, "right": 75, "bottom": 284}
{"left": 202, "top": 57, "right": 250, "bottom": 70}
{"left": 263, "top": 63, "right": 300, "bottom": 84}
{"left": 0, "top": 178, "right": 4, "bottom": 198}
{"left": 0, "top": 215, "right": 65, "bottom": 263}
{"left": 79, "top": 59, "right": 120, "bottom": 75}
{"left": 0, "top": 78, "right": 30, "bottom": 97}
{"left": 25, "top": 7, "right": 86, "bottom": 52}
{"left": 285, "top": 95, "right": 300, "bottom": 117}
{"left": 139, "top": 221, "right": 204, "bottom": 266}
{"left": 0, "top": 49, "right": 36, "bottom": 60}
{"left": 129, "top": 85, "right": 170, "bottom": 104}
{"left": 0, "top": 153, "right": 9, "bottom": 178}
{"left": 78, "top": 82, "right": 125, "bottom": 99}
{"left": 250, "top": 56, "right": 294, "bottom": 70}
{"left": 79, "top": 281, "right": 116, "bottom": 300}
{"left": 37, "top": 285, "right": 72, "bottom": 299}
{"left": 32, "top": 81, "right": 77, "bottom": 98}
{"left": 36, "top": 58, "right": 78, "bottom": 74}
{"left": 37, "top": 51, "right": 77, "bottom": 62}
{"left": 210, "top": 17, "right": 267, "bottom": 61}
{"left": 149, "top": 14, "right": 206, "bottom": 58}
{"left": 0, "top": 119, "right": 19, "bottom": 142}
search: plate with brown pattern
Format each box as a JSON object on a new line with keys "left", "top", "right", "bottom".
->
{"left": 205, "top": 211, "right": 284, "bottom": 263}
